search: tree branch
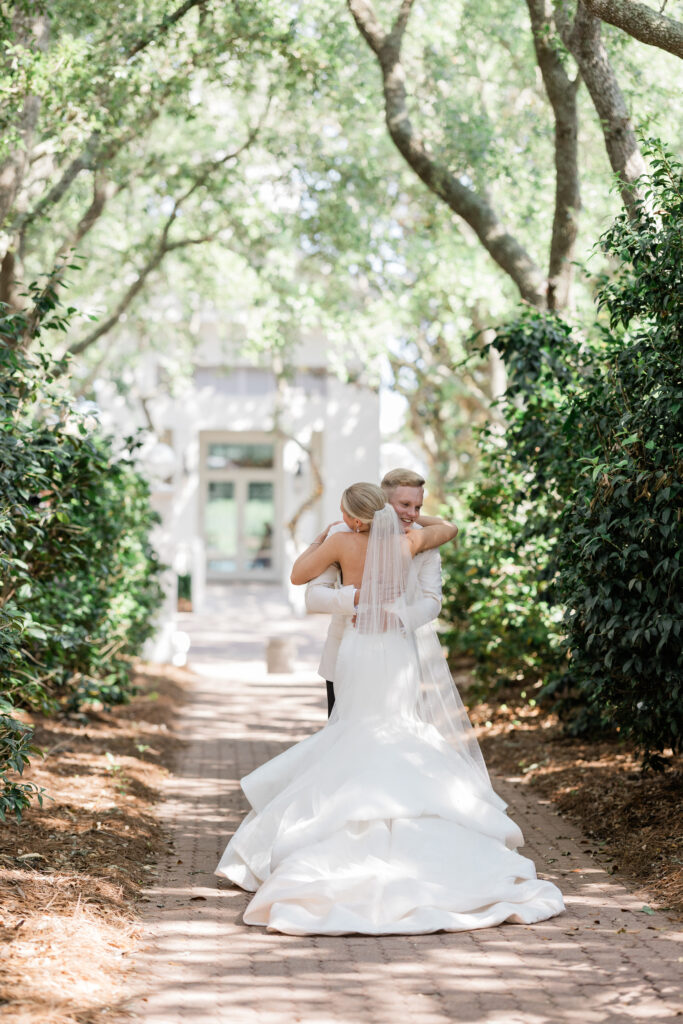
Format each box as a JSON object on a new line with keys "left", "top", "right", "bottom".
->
{"left": 389, "top": 0, "right": 416, "bottom": 45}
{"left": 580, "top": 0, "right": 683, "bottom": 58}
{"left": 66, "top": 230, "right": 217, "bottom": 357}
{"left": 527, "top": 0, "right": 581, "bottom": 310}
{"left": 13, "top": 132, "right": 102, "bottom": 233}
{"left": 14, "top": 102, "right": 166, "bottom": 237}
{"left": 347, "top": 0, "right": 548, "bottom": 308}
{"left": 55, "top": 170, "right": 121, "bottom": 260}
{"left": 282, "top": 432, "right": 324, "bottom": 543}
{"left": 556, "top": 1, "right": 647, "bottom": 217}
{"left": 125, "top": 0, "right": 208, "bottom": 59}
{"left": 7, "top": 0, "right": 208, "bottom": 236}
{"left": 65, "top": 120, "right": 266, "bottom": 357}
{"left": 349, "top": 0, "right": 387, "bottom": 51}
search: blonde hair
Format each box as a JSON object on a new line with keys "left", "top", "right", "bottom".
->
{"left": 341, "top": 482, "right": 387, "bottom": 524}
{"left": 381, "top": 468, "right": 425, "bottom": 496}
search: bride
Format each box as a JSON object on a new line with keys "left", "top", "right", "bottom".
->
{"left": 215, "top": 482, "right": 564, "bottom": 935}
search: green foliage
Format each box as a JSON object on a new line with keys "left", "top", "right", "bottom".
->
{"left": 440, "top": 310, "right": 591, "bottom": 690}
{"left": 441, "top": 144, "right": 683, "bottom": 763}
{"left": 555, "top": 144, "right": 683, "bottom": 762}
{"left": 0, "top": 293, "right": 164, "bottom": 819}
{"left": 5, "top": 0, "right": 683, "bottom": 406}
{"left": 441, "top": 481, "right": 566, "bottom": 692}
{"left": 0, "top": 693, "right": 44, "bottom": 823}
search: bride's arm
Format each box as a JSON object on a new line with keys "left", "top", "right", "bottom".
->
{"left": 290, "top": 532, "right": 346, "bottom": 585}
{"left": 305, "top": 523, "right": 356, "bottom": 615}
{"left": 416, "top": 514, "right": 457, "bottom": 529}
{"left": 406, "top": 517, "right": 458, "bottom": 555}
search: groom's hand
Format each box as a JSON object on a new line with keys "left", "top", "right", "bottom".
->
{"left": 315, "top": 520, "right": 343, "bottom": 544}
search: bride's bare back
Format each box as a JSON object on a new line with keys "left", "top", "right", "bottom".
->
{"left": 334, "top": 531, "right": 410, "bottom": 589}
{"left": 290, "top": 517, "right": 457, "bottom": 588}
{"left": 331, "top": 532, "right": 369, "bottom": 589}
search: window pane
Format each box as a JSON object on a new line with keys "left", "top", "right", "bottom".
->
{"left": 205, "top": 481, "right": 237, "bottom": 573}
{"left": 246, "top": 481, "right": 274, "bottom": 570}
{"left": 207, "top": 442, "right": 274, "bottom": 469}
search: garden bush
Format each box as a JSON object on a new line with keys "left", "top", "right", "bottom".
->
{"left": 440, "top": 311, "right": 593, "bottom": 692}
{"left": 441, "top": 142, "right": 683, "bottom": 763}
{"left": 554, "top": 146, "right": 683, "bottom": 762}
{"left": 0, "top": 297, "right": 164, "bottom": 820}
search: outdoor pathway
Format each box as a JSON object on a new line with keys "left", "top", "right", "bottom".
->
{"left": 126, "top": 585, "right": 683, "bottom": 1024}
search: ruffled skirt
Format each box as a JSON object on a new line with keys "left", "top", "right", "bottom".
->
{"left": 215, "top": 630, "right": 564, "bottom": 935}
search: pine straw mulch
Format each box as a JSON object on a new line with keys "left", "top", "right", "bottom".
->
{"left": 463, "top": 678, "right": 683, "bottom": 919}
{"left": 0, "top": 663, "right": 192, "bottom": 1024}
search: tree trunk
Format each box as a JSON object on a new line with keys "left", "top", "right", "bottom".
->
{"left": 526, "top": 0, "right": 581, "bottom": 311}
{"left": 558, "top": 2, "right": 647, "bottom": 217}
{"left": 0, "top": 250, "right": 18, "bottom": 309}
{"left": 0, "top": 11, "right": 48, "bottom": 230}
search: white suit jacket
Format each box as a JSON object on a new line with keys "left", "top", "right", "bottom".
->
{"left": 305, "top": 522, "right": 443, "bottom": 681}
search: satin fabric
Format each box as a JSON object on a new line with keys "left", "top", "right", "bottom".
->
{"left": 215, "top": 626, "right": 564, "bottom": 935}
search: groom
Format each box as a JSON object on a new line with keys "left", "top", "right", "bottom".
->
{"left": 305, "top": 468, "right": 447, "bottom": 716}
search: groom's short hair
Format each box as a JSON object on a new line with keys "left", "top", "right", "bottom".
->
{"left": 381, "top": 468, "right": 426, "bottom": 496}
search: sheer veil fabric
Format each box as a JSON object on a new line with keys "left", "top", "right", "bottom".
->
{"left": 215, "top": 504, "right": 565, "bottom": 935}
{"left": 352, "top": 505, "right": 491, "bottom": 792}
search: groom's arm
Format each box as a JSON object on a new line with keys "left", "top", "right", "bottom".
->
{"left": 305, "top": 565, "right": 357, "bottom": 616}
{"left": 395, "top": 547, "right": 443, "bottom": 632}
{"left": 304, "top": 521, "right": 356, "bottom": 615}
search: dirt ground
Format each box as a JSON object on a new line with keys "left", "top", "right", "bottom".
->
{"left": 1, "top": 663, "right": 680, "bottom": 1024}
{"left": 0, "top": 664, "right": 190, "bottom": 1024}
{"left": 466, "top": 681, "right": 683, "bottom": 918}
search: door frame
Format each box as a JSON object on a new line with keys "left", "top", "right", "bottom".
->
{"left": 199, "top": 430, "right": 282, "bottom": 582}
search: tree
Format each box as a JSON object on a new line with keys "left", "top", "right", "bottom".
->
{"left": 1, "top": 0, "right": 681, "bottom": 494}
{"left": 334, "top": 0, "right": 681, "bottom": 500}
{"left": 0, "top": 0, "right": 317, "bottom": 348}
{"left": 347, "top": 0, "right": 550, "bottom": 307}
{"left": 0, "top": 297, "right": 163, "bottom": 819}
{"left": 554, "top": 2, "right": 648, "bottom": 217}
{"left": 345, "top": 0, "right": 679, "bottom": 309}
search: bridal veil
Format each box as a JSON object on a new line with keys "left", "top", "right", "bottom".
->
{"left": 332, "top": 503, "right": 492, "bottom": 794}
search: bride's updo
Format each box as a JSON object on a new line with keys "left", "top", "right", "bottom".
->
{"left": 341, "top": 482, "right": 387, "bottom": 525}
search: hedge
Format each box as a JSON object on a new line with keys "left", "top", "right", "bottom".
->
{"left": 1, "top": 300, "right": 163, "bottom": 820}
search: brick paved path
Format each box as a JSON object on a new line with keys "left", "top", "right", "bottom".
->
{"left": 127, "top": 587, "right": 682, "bottom": 1024}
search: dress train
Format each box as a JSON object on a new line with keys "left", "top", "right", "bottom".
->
{"left": 215, "top": 627, "right": 565, "bottom": 935}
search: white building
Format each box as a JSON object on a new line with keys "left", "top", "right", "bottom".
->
{"left": 96, "top": 325, "right": 381, "bottom": 648}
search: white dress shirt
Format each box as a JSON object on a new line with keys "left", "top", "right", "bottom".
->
{"left": 304, "top": 522, "right": 443, "bottom": 682}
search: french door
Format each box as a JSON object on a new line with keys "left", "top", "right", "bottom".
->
{"left": 200, "top": 434, "right": 279, "bottom": 581}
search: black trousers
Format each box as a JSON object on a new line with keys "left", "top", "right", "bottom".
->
{"left": 326, "top": 680, "right": 336, "bottom": 717}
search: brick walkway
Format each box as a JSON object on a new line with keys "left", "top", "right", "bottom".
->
{"left": 126, "top": 586, "right": 683, "bottom": 1024}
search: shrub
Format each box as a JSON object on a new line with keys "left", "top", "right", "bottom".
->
{"left": 440, "top": 311, "right": 592, "bottom": 692}
{"left": 555, "top": 145, "right": 683, "bottom": 762}
{"left": 0, "top": 298, "right": 164, "bottom": 819}
{"left": 441, "top": 142, "right": 683, "bottom": 763}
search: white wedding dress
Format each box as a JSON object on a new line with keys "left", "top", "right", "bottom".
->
{"left": 215, "top": 509, "right": 564, "bottom": 936}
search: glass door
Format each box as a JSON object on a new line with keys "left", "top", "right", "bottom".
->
{"left": 245, "top": 481, "right": 275, "bottom": 572}
{"left": 201, "top": 435, "right": 279, "bottom": 580}
{"left": 205, "top": 481, "right": 237, "bottom": 574}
